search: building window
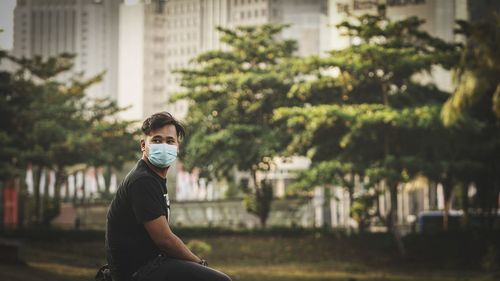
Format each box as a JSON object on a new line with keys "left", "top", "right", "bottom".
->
{"left": 154, "top": 53, "right": 164, "bottom": 59}
{"left": 153, "top": 36, "right": 164, "bottom": 43}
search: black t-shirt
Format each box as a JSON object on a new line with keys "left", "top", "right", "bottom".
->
{"left": 105, "top": 159, "right": 170, "bottom": 281}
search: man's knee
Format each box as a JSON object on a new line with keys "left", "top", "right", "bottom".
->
{"left": 217, "top": 272, "right": 232, "bottom": 281}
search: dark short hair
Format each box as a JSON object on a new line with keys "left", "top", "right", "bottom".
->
{"left": 141, "top": 112, "right": 186, "bottom": 140}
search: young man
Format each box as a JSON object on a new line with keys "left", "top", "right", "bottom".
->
{"left": 105, "top": 112, "right": 231, "bottom": 281}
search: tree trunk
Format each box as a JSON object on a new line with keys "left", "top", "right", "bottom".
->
{"left": 18, "top": 172, "right": 27, "bottom": 229}
{"left": 387, "top": 182, "right": 398, "bottom": 231}
{"left": 442, "top": 175, "right": 453, "bottom": 231}
{"left": 257, "top": 188, "right": 267, "bottom": 228}
{"left": 461, "top": 182, "right": 469, "bottom": 229}
{"left": 41, "top": 169, "right": 50, "bottom": 225}
{"left": 387, "top": 182, "right": 406, "bottom": 257}
{"left": 323, "top": 185, "right": 332, "bottom": 229}
{"left": 248, "top": 169, "right": 272, "bottom": 228}
{"left": 51, "top": 168, "right": 66, "bottom": 221}
{"left": 104, "top": 166, "right": 112, "bottom": 193}
{"left": 484, "top": 179, "right": 499, "bottom": 230}
{"left": 375, "top": 182, "right": 387, "bottom": 226}
{"left": 33, "top": 166, "right": 42, "bottom": 224}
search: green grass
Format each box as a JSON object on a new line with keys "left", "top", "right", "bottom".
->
{"left": 0, "top": 234, "right": 497, "bottom": 281}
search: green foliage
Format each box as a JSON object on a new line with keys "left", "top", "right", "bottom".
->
{"left": 175, "top": 24, "right": 300, "bottom": 227}
{"left": 0, "top": 50, "right": 139, "bottom": 225}
{"left": 186, "top": 239, "right": 212, "bottom": 258}
{"left": 350, "top": 190, "right": 378, "bottom": 232}
{"left": 174, "top": 24, "right": 297, "bottom": 176}
{"left": 274, "top": 7, "right": 459, "bottom": 230}
{"left": 442, "top": 15, "right": 500, "bottom": 124}
{"left": 7, "top": 54, "right": 138, "bottom": 172}
{"left": 440, "top": 16, "right": 500, "bottom": 221}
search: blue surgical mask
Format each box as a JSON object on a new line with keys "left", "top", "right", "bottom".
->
{"left": 147, "top": 143, "right": 177, "bottom": 168}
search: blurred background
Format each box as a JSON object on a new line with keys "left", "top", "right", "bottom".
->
{"left": 0, "top": 0, "right": 499, "bottom": 280}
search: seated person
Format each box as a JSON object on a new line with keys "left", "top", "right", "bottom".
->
{"left": 105, "top": 112, "right": 232, "bottom": 281}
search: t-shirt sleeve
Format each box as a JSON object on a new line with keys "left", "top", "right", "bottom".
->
{"left": 128, "top": 177, "right": 166, "bottom": 224}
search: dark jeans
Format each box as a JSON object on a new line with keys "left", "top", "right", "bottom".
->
{"left": 131, "top": 253, "right": 231, "bottom": 281}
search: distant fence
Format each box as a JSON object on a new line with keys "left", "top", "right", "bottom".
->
{"left": 53, "top": 198, "right": 316, "bottom": 230}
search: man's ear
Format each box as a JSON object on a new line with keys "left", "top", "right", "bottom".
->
{"left": 140, "top": 139, "right": 146, "bottom": 152}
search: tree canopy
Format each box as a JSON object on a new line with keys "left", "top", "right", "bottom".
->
{"left": 173, "top": 24, "right": 299, "bottom": 226}
{"left": 0, "top": 50, "right": 139, "bottom": 225}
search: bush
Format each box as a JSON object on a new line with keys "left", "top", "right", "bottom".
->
{"left": 187, "top": 239, "right": 212, "bottom": 258}
{"left": 481, "top": 243, "right": 499, "bottom": 273}
{"left": 403, "top": 230, "right": 500, "bottom": 270}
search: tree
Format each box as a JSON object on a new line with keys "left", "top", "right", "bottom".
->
{"left": 441, "top": 16, "right": 500, "bottom": 228}
{"left": 442, "top": 15, "right": 500, "bottom": 124}
{"left": 274, "top": 6, "right": 457, "bottom": 247}
{"left": 82, "top": 98, "right": 139, "bottom": 198}
{"left": 173, "top": 24, "right": 298, "bottom": 227}
{"left": 0, "top": 51, "right": 138, "bottom": 227}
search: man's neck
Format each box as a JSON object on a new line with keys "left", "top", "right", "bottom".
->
{"left": 142, "top": 155, "right": 168, "bottom": 179}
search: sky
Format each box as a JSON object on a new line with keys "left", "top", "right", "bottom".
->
{"left": 0, "top": 0, "right": 16, "bottom": 50}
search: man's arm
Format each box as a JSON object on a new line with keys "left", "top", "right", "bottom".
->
{"left": 144, "top": 215, "right": 201, "bottom": 263}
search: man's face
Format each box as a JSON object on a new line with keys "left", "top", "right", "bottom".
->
{"left": 141, "top": 124, "right": 179, "bottom": 156}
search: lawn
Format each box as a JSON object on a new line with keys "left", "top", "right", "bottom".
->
{"left": 0, "top": 231, "right": 497, "bottom": 281}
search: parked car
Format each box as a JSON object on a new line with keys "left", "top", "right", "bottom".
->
{"left": 416, "top": 210, "right": 463, "bottom": 233}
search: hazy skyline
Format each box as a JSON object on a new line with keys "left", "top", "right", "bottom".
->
{"left": 0, "top": 0, "right": 16, "bottom": 50}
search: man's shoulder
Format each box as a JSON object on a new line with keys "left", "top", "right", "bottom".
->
{"left": 124, "top": 160, "right": 157, "bottom": 185}
{"left": 125, "top": 171, "right": 159, "bottom": 190}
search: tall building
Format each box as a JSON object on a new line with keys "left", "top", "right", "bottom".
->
{"left": 118, "top": 0, "right": 169, "bottom": 121}
{"left": 116, "top": 0, "right": 329, "bottom": 199}
{"left": 119, "top": 0, "right": 328, "bottom": 120}
{"left": 327, "top": 0, "right": 469, "bottom": 92}
{"left": 13, "top": 0, "right": 120, "bottom": 100}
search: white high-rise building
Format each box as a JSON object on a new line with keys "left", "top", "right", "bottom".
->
{"left": 329, "top": 0, "right": 468, "bottom": 49}
{"left": 327, "top": 0, "right": 468, "bottom": 92}
{"left": 118, "top": 0, "right": 169, "bottom": 121}
{"left": 118, "top": 0, "right": 329, "bottom": 121}
{"left": 13, "top": 0, "right": 120, "bottom": 100}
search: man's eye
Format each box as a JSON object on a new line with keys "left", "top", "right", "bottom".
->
{"left": 153, "top": 139, "right": 161, "bottom": 143}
